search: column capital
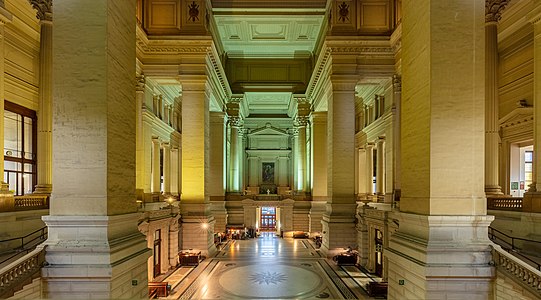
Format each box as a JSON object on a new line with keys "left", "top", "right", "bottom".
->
{"left": 294, "top": 116, "right": 309, "bottom": 127}
{"left": 151, "top": 137, "right": 160, "bottom": 144}
{"left": 365, "top": 142, "right": 375, "bottom": 149}
{"left": 485, "top": 0, "right": 508, "bottom": 24}
{"left": 29, "top": 0, "right": 52, "bottom": 22}
{"left": 392, "top": 74, "right": 402, "bottom": 91}
{"left": 136, "top": 74, "right": 145, "bottom": 92}
{"left": 228, "top": 116, "right": 242, "bottom": 127}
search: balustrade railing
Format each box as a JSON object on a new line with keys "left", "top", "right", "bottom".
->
{"left": 0, "top": 246, "right": 45, "bottom": 298}
{"left": 492, "top": 244, "right": 541, "bottom": 297}
{"left": 487, "top": 196, "right": 523, "bottom": 211}
{"left": 14, "top": 195, "right": 49, "bottom": 211}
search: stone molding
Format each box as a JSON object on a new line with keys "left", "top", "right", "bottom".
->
{"left": 29, "top": 0, "right": 52, "bottom": 22}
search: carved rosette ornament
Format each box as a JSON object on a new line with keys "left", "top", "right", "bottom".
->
{"left": 29, "top": 0, "right": 52, "bottom": 22}
{"left": 485, "top": 0, "right": 509, "bottom": 23}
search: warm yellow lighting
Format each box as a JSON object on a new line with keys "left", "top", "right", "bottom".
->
{"left": 201, "top": 223, "right": 209, "bottom": 230}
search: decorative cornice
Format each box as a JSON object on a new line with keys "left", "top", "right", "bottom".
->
{"left": 29, "top": 0, "right": 52, "bottom": 22}
{"left": 485, "top": 0, "right": 508, "bottom": 23}
{"left": 328, "top": 46, "right": 393, "bottom": 54}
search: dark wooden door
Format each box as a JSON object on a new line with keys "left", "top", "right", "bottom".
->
{"left": 153, "top": 229, "right": 161, "bottom": 278}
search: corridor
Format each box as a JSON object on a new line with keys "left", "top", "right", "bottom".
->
{"left": 166, "top": 233, "right": 379, "bottom": 299}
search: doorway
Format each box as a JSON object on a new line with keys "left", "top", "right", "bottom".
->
{"left": 153, "top": 229, "right": 161, "bottom": 278}
{"left": 375, "top": 228, "right": 383, "bottom": 277}
{"left": 260, "top": 207, "right": 276, "bottom": 231}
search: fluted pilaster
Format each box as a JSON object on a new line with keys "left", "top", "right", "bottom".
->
{"left": 485, "top": 0, "right": 507, "bottom": 195}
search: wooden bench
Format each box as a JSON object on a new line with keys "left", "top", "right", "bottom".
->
{"left": 366, "top": 281, "right": 388, "bottom": 298}
{"left": 148, "top": 282, "right": 169, "bottom": 299}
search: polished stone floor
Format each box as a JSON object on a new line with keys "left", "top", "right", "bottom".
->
{"left": 166, "top": 233, "right": 379, "bottom": 299}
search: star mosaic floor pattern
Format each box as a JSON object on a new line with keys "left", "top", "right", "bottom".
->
{"left": 167, "top": 233, "right": 379, "bottom": 299}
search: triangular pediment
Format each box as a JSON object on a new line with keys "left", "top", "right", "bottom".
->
{"left": 249, "top": 125, "right": 289, "bottom": 136}
{"left": 499, "top": 107, "right": 533, "bottom": 128}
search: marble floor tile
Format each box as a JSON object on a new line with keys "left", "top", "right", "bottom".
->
{"left": 167, "top": 233, "right": 376, "bottom": 299}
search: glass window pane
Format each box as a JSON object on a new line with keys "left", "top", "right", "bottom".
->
{"left": 4, "top": 112, "right": 20, "bottom": 157}
{"left": 24, "top": 164, "right": 33, "bottom": 172}
{"left": 17, "top": 173, "right": 22, "bottom": 195}
{"left": 23, "top": 173, "right": 32, "bottom": 194}
{"left": 24, "top": 118, "right": 33, "bottom": 159}
{"left": 8, "top": 172, "right": 16, "bottom": 194}
{"left": 525, "top": 151, "right": 533, "bottom": 162}
{"left": 4, "top": 161, "right": 18, "bottom": 171}
{"left": 525, "top": 163, "right": 533, "bottom": 172}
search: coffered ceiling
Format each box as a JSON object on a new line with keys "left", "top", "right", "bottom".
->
{"left": 213, "top": 15, "right": 325, "bottom": 58}
{"left": 242, "top": 92, "right": 293, "bottom": 116}
{"left": 211, "top": 0, "right": 327, "bottom": 58}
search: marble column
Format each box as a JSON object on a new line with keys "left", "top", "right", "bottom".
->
{"left": 42, "top": 0, "right": 149, "bottom": 298}
{"left": 278, "top": 156, "right": 289, "bottom": 187}
{"left": 366, "top": 143, "right": 375, "bottom": 198}
{"left": 527, "top": 4, "right": 541, "bottom": 193}
{"left": 386, "top": 1, "right": 493, "bottom": 299}
{"left": 295, "top": 119, "right": 308, "bottom": 193}
{"left": 357, "top": 148, "right": 367, "bottom": 198}
{"left": 30, "top": 0, "right": 52, "bottom": 194}
{"left": 320, "top": 77, "right": 358, "bottom": 257}
{"left": 171, "top": 147, "right": 179, "bottom": 195}
{"left": 151, "top": 137, "right": 161, "bottom": 195}
{"left": 311, "top": 112, "right": 327, "bottom": 201}
{"left": 354, "top": 147, "right": 359, "bottom": 196}
{"left": 229, "top": 119, "right": 241, "bottom": 193}
{"left": 0, "top": 3, "right": 10, "bottom": 194}
{"left": 376, "top": 137, "right": 385, "bottom": 197}
{"left": 485, "top": 0, "right": 507, "bottom": 195}
{"left": 180, "top": 78, "right": 216, "bottom": 256}
{"left": 135, "top": 75, "right": 145, "bottom": 196}
{"left": 163, "top": 142, "right": 171, "bottom": 195}
{"left": 209, "top": 112, "right": 225, "bottom": 199}
{"left": 392, "top": 75, "right": 402, "bottom": 201}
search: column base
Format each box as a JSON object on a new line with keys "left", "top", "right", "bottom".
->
{"left": 180, "top": 202, "right": 217, "bottom": 257}
{"left": 33, "top": 184, "right": 52, "bottom": 195}
{"left": 485, "top": 185, "right": 503, "bottom": 195}
{"left": 41, "top": 213, "right": 151, "bottom": 299}
{"left": 385, "top": 212, "right": 495, "bottom": 300}
{"left": 320, "top": 202, "right": 357, "bottom": 258}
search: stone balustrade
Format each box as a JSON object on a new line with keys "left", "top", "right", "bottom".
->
{"left": 0, "top": 247, "right": 45, "bottom": 298}
{"left": 487, "top": 196, "right": 523, "bottom": 212}
{"left": 0, "top": 194, "right": 48, "bottom": 213}
{"left": 492, "top": 244, "right": 541, "bottom": 297}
